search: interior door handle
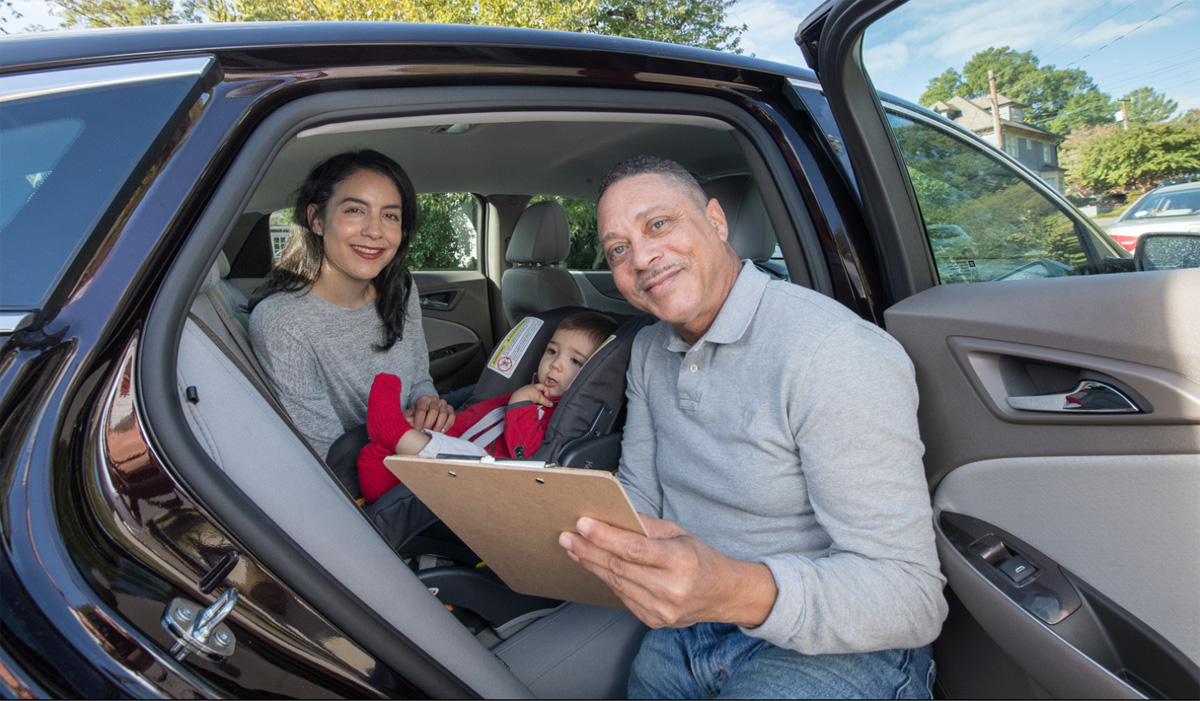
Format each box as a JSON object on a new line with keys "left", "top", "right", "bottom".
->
{"left": 1007, "top": 380, "right": 1140, "bottom": 413}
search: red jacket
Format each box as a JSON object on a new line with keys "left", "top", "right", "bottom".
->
{"left": 358, "top": 389, "right": 558, "bottom": 503}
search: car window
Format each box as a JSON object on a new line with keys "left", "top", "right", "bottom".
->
{"left": 270, "top": 193, "right": 482, "bottom": 271}
{"left": 1125, "top": 187, "right": 1200, "bottom": 220}
{"left": 887, "top": 110, "right": 1093, "bottom": 284}
{"left": 410, "top": 193, "right": 481, "bottom": 271}
{"left": 0, "top": 67, "right": 204, "bottom": 309}
{"left": 530, "top": 195, "right": 608, "bottom": 270}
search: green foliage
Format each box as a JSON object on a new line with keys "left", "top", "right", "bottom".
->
{"left": 45, "top": 0, "right": 746, "bottom": 52}
{"left": 1120, "top": 87, "right": 1178, "bottom": 127}
{"left": 1061, "top": 120, "right": 1200, "bottom": 197}
{"left": 589, "top": 0, "right": 745, "bottom": 52}
{"left": 919, "top": 46, "right": 1113, "bottom": 135}
{"left": 891, "top": 114, "right": 1087, "bottom": 277}
{"left": 409, "top": 193, "right": 479, "bottom": 270}
{"left": 49, "top": 0, "right": 203, "bottom": 27}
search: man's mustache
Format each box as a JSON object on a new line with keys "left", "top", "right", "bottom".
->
{"left": 637, "top": 261, "right": 687, "bottom": 292}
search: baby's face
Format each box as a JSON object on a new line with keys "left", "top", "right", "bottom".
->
{"left": 536, "top": 329, "right": 600, "bottom": 398}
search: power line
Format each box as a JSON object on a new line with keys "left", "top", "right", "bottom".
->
{"left": 1093, "top": 45, "right": 1200, "bottom": 83}
{"left": 1065, "top": 0, "right": 1194, "bottom": 67}
{"left": 1039, "top": 0, "right": 1140, "bottom": 61}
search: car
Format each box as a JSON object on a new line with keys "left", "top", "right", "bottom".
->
{"left": 1109, "top": 180, "right": 1200, "bottom": 252}
{"left": 2, "top": 2, "right": 1198, "bottom": 699}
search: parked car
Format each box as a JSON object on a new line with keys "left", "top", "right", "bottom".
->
{"left": 3, "top": 2, "right": 1198, "bottom": 699}
{"left": 1109, "top": 181, "right": 1200, "bottom": 252}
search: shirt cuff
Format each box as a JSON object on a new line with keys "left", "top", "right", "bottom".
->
{"left": 738, "top": 554, "right": 806, "bottom": 649}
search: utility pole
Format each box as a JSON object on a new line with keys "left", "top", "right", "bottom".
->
{"left": 1120, "top": 98, "right": 1130, "bottom": 130}
{"left": 989, "top": 69, "right": 1004, "bottom": 150}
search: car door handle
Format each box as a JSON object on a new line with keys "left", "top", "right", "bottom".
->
{"left": 1006, "top": 380, "right": 1141, "bottom": 413}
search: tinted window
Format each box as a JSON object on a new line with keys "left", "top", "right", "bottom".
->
{"left": 888, "top": 111, "right": 1093, "bottom": 284}
{"left": 0, "top": 70, "right": 202, "bottom": 309}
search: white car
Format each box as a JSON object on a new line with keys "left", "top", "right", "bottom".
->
{"left": 1109, "top": 181, "right": 1200, "bottom": 252}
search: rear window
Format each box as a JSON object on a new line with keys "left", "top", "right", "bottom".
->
{"left": 0, "top": 62, "right": 205, "bottom": 309}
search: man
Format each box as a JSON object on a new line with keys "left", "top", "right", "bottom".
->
{"left": 558, "top": 156, "right": 947, "bottom": 698}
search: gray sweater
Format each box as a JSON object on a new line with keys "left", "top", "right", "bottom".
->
{"left": 249, "top": 283, "right": 435, "bottom": 458}
{"left": 618, "top": 262, "right": 947, "bottom": 654}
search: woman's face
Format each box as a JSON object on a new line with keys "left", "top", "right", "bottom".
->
{"left": 308, "top": 169, "right": 405, "bottom": 296}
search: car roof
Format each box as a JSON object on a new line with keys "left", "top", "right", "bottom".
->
{"left": 1146, "top": 181, "right": 1200, "bottom": 194}
{"left": 0, "top": 21, "right": 813, "bottom": 79}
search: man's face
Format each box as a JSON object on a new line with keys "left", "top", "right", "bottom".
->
{"left": 598, "top": 173, "right": 736, "bottom": 343}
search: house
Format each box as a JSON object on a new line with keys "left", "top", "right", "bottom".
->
{"left": 932, "top": 94, "right": 1066, "bottom": 193}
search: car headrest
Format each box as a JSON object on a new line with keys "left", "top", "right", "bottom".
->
{"left": 200, "top": 251, "right": 234, "bottom": 296}
{"left": 506, "top": 200, "right": 570, "bottom": 265}
{"left": 703, "top": 175, "right": 775, "bottom": 262}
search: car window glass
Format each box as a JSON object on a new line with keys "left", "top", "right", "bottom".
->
{"left": 411, "top": 193, "right": 480, "bottom": 271}
{"left": 887, "top": 111, "right": 1091, "bottom": 284}
{"left": 0, "top": 75, "right": 201, "bottom": 309}
{"left": 529, "top": 195, "right": 608, "bottom": 270}
{"left": 1127, "top": 189, "right": 1200, "bottom": 220}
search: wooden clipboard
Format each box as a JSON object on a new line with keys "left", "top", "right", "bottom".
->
{"left": 383, "top": 455, "right": 647, "bottom": 609}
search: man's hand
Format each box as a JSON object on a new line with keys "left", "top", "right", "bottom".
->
{"left": 558, "top": 514, "right": 778, "bottom": 629}
{"left": 404, "top": 395, "right": 456, "bottom": 433}
{"left": 509, "top": 383, "right": 553, "bottom": 407}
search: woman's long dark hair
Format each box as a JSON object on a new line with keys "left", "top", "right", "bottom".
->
{"left": 248, "top": 150, "right": 419, "bottom": 350}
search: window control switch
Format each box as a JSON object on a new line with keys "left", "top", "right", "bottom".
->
{"left": 999, "top": 555, "right": 1036, "bottom": 583}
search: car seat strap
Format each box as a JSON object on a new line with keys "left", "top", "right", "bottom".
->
{"left": 459, "top": 406, "right": 507, "bottom": 446}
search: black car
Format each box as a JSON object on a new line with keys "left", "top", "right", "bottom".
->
{"left": 3, "top": 1, "right": 1198, "bottom": 697}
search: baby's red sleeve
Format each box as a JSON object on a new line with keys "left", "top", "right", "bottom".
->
{"left": 504, "top": 404, "right": 552, "bottom": 458}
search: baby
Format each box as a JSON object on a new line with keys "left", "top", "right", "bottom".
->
{"left": 357, "top": 311, "right": 618, "bottom": 504}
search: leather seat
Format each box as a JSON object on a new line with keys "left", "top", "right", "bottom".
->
{"left": 703, "top": 175, "right": 776, "bottom": 263}
{"left": 500, "top": 200, "right": 583, "bottom": 325}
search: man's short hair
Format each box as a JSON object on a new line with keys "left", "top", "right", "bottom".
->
{"left": 598, "top": 155, "right": 708, "bottom": 209}
{"left": 556, "top": 311, "right": 619, "bottom": 350}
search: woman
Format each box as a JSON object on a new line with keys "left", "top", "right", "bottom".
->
{"left": 249, "top": 149, "right": 454, "bottom": 471}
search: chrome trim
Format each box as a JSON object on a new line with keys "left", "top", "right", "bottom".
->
{"left": 0, "top": 312, "right": 33, "bottom": 333}
{"left": 0, "top": 56, "right": 213, "bottom": 104}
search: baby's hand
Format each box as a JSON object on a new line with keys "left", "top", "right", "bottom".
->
{"left": 510, "top": 383, "right": 553, "bottom": 407}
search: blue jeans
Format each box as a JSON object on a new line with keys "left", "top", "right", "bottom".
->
{"left": 627, "top": 623, "right": 934, "bottom": 699}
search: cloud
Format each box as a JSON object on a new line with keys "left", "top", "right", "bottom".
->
{"left": 729, "top": 0, "right": 812, "bottom": 66}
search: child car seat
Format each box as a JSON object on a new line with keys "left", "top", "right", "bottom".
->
{"left": 457, "top": 305, "right": 652, "bottom": 468}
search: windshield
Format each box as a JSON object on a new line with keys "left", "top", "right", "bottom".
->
{"left": 1126, "top": 188, "right": 1200, "bottom": 220}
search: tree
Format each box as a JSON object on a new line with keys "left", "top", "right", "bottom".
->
{"left": 1120, "top": 87, "right": 1178, "bottom": 127}
{"left": 1062, "top": 121, "right": 1200, "bottom": 196}
{"left": 920, "top": 46, "right": 1112, "bottom": 135}
{"left": 46, "top": 0, "right": 746, "bottom": 52}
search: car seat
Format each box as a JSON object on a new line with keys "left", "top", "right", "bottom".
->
{"left": 320, "top": 306, "right": 651, "bottom": 631}
{"left": 500, "top": 200, "right": 585, "bottom": 325}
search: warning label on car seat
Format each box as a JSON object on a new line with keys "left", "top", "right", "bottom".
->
{"left": 486, "top": 316, "right": 544, "bottom": 379}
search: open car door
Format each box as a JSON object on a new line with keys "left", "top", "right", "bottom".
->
{"left": 797, "top": 1, "right": 1200, "bottom": 698}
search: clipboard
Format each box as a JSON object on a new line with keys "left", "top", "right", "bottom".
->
{"left": 383, "top": 454, "right": 647, "bottom": 609}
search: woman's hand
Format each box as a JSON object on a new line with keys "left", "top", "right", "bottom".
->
{"left": 404, "top": 395, "right": 456, "bottom": 432}
{"left": 509, "top": 383, "right": 553, "bottom": 407}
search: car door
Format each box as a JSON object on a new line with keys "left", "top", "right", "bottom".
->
{"left": 798, "top": 1, "right": 1199, "bottom": 698}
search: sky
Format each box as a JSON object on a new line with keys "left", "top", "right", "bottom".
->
{"left": 6, "top": 0, "right": 1198, "bottom": 116}
{"left": 730, "top": 0, "right": 1200, "bottom": 116}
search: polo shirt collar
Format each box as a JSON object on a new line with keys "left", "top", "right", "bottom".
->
{"left": 665, "top": 260, "right": 768, "bottom": 352}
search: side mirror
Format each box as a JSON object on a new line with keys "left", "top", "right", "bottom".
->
{"left": 1134, "top": 233, "right": 1200, "bottom": 271}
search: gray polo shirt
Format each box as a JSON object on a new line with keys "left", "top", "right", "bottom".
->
{"left": 618, "top": 261, "right": 947, "bottom": 654}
